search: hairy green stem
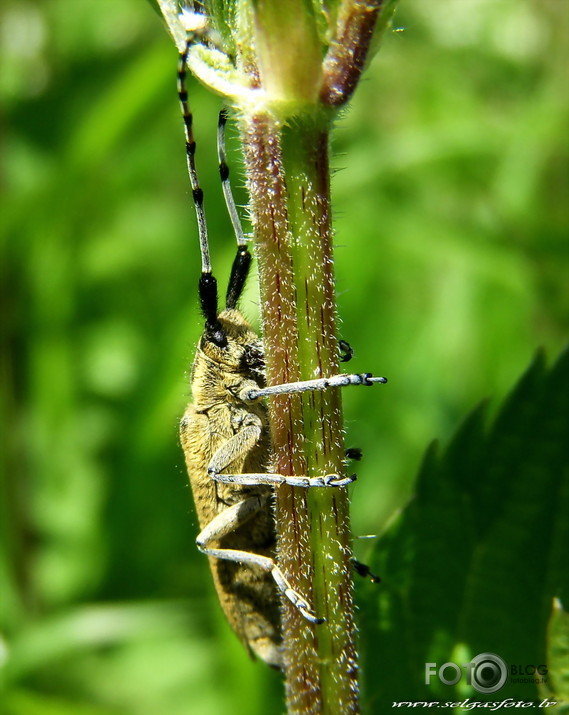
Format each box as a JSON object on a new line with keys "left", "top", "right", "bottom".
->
{"left": 241, "top": 110, "right": 357, "bottom": 713}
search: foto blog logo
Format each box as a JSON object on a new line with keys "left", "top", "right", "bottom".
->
{"left": 425, "top": 653, "right": 509, "bottom": 694}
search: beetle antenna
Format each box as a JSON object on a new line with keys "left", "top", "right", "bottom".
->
{"left": 217, "top": 108, "right": 251, "bottom": 310}
{"left": 178, "top": 38, "right": 221, "bottom": 335}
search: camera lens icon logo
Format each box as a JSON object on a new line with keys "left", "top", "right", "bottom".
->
{"left": 470, "top": 653, "right": 508, "bottom": 694}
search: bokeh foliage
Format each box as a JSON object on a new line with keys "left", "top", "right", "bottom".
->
{"left": 0, "top": 1, "right": 567, "bottom": 713}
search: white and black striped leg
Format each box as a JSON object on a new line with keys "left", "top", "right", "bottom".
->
{"left": 196, "top": 497, "right": 324, "bottom": 624}
{"left": 211, "top": 470, "right": 357, "bottom": 488}
{"left": 243, "top": 372, "right": 388, "bottom": 401}
{"left": 205, "top": 414, "right": 356, "bottom": 488}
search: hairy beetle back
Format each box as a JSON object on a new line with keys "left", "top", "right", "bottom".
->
{"left": 180, "top": 309, "right": 283, "bottom": 667}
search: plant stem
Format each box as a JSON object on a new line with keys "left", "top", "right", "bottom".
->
{"left": 241, "top": 110, "right": 358, "bottom": 713}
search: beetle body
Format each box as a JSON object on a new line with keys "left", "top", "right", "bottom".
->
{"left": 180, "top": 308, "right": 284, "bottom": 668}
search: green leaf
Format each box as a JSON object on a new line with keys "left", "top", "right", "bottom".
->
{"left": 544, "top": 599, "right": 569, "bottom": 711}
{"left": 360, "top": 347, "right": 569, "bottom": 706}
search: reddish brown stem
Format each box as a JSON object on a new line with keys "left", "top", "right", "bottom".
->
{"left": 320, "top": 0, "right": 386, "bottom": 107}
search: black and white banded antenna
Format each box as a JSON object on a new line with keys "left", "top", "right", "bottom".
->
{"left": 177, "top": 38, "right": 223, "bottom": 341}
{"left": 217, "top": 108, "right": 251, "bottom": 311}
{"left": 177, "top": 30, "right": 252, "bottom": 339}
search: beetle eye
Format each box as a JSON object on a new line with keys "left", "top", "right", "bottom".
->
{"left": 211, "top": 329, "right": 228, "bottom": 348}
{"left": 203, "top": 326, "right": 227, "bottom": 349}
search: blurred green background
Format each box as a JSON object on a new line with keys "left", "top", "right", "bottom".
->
{"left": 1, "top": 1, "right": 567, "bottom": 713}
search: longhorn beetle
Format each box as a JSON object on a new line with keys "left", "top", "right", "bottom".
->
{"left": 177, "top": 36, "right": 387, "bottom": 669}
